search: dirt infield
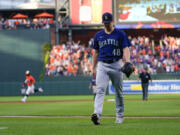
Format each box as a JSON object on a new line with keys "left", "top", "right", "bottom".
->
{"left": 0, "top": 99, "right": 92, "bottom": 104}
{"left": 0, "top": 98, "right": 180, "bottom": 104}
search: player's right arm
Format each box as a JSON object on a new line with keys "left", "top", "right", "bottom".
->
{"left": 92, "top": 49, "right": 99, "bottom": 78}
{"left": 91, "top": 33, "right": 99, "bottom": 78}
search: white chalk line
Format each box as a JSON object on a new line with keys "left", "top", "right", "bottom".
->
{"left": 0, "top": 127, "right": 8, "bottom": 130}
{"left": 0, "top": 116, "right": 180, "bottom": 119}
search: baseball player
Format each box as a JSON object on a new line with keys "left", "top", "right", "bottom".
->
{"left": 91, "top": 12, "right": 131, "bottom": 125}
{"left": 88, "top": 77, "right": 96, "bottom": 100}
{"left": 21, "top": 70, "right": 43, "bottom": 102}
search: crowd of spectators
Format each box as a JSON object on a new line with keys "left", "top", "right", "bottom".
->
{"left": 46, "top": 35, "right": 180, "bottom": 76}
{"left": 130, "top": 35, "right": 180, "bottom": 74}
{"left": 0, "top": 17, "right": 54, "bottom": 30}
{"left": 45, "top": 41, "right": 93, "bottom": 76}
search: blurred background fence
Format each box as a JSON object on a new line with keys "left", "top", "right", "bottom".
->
{"left": 0, "top": 74, "right": 180, "bottom": 96}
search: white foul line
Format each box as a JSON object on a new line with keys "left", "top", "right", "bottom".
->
{"left": 0, "top": 116, "right": 180, "bottom": 119}
{"left": 0, "top": 127, "right": 8, "bottom": 130}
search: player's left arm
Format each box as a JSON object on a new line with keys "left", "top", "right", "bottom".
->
{"left": 30, "top": 76, "right": 35, "bottom": 84}
{"left": 121, "top": 30, "right": 131, "bottom": 63}
{"left": 123, "top": 47, "right": 130, "bottom": 62}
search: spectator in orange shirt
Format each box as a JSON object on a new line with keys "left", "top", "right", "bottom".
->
{"left": 174, "top": 64, "right": 179, "bottom": 72}
{"left": 73, "top": 64, "right": 78, "bottom": 76}
{"left": 142, "top": 49, "right": 146, "bottom": 56}
{"left": 67, "top": 63, "right": 73, "bottom": 76}
{"left": 21, "top": 70, "right": 43, "bottom": 102}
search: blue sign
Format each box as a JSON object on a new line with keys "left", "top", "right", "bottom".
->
{"left": 109, "top": 80, "right": 180, "bottom": 94}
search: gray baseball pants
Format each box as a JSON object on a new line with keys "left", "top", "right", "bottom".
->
{"left": 94, "top": 60, "right": 124, "bottom": 117}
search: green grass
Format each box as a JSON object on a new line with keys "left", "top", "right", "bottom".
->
{"left": 0, "top": 118, "right": 180, "bottom": 135}
{"left": 0, "top": 94, "right": 180, "bottom": 135}
{"left": 0, "top": 94, "right": 180, "bottom": 116}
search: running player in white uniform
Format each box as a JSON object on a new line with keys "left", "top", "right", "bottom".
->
{"left": 21, "top": 70, "right": 43, "bottom": 102}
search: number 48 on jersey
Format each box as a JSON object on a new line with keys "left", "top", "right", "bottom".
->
{"left": 113, "top": 49, "right": 121, "bottom": 56}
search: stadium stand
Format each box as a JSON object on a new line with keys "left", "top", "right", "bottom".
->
{"left": 0, "top": 17, "right": 54, "bottom": 30}
{"left": 46, "top": 35, "right": 180, "bottom": 76}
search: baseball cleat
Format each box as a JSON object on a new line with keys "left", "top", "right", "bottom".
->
{"left": 21, "top": 98, "right": 26, "bottom": 103}
{"left": 91, "top": 113, "right": 100, "bottom": 125}
{"left": 38, "top": 87, "right": 43, "bottom": 92}
{"left": 115, "top": 117, "right": 124, "bottom": 124}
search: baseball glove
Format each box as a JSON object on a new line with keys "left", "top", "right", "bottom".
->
{"left": 121, "top": 62, "right": 134, "bottom": 78}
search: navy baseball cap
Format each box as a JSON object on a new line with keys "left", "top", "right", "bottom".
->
{"left": 102, "top": 12, "right": 113, "bottom": 23}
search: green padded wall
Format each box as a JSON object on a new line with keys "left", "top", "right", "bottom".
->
{"left": 0, "top": 29, "right": 50, "bottom": 96}
{"left": 0, "top": 29, "right": 93, "bottom": 96}
{"left": 0, "top": 29, "right": 50, "bottom": 82}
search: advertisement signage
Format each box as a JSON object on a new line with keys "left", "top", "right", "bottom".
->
{"left": 114, "top": 0, "right": 180, "bottom": 29}
{"left": 0, "top": 0, "right": 55, "bottom": 9}
{"left": 109, "top": 80, "right": 180, "bottom": 94}
{"left": 71, "top": 0, "right": 112, "bottom": 24}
